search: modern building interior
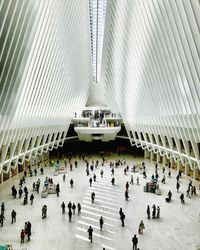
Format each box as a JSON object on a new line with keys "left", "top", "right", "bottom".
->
{"left": 0, "top": 0, "right": 199, "bottom": 250}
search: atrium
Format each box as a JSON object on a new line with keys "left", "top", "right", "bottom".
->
{"left": 0, "top": 0, "right": 199, "bottom": 250}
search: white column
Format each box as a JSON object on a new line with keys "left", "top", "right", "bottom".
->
{"left": 185, "top": 163, "right": 190, "bottom": 176}
{"left": 150, "top": 151, "right": 154, "bottom": 161}
{"left": 193, "top": 166, "right": 199, "bottom": 180}
{"left": 156, "top": 153, "right": 160, "bottom": 163}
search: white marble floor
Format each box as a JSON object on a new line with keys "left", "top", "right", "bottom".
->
{"left": 0, "top": 154, "right": 200, "bottom": 250}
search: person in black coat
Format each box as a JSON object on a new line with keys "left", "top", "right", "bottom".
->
{"left": 61, "top": 202, "right": 65, "bottom": 214}
{"left": 99, "top": 216, "right": 104, "bottom": 230}
{"left": 120, "top": 212, "right": 125, "bottom": 227}
{"left": 132, "top": 234, "right": 138, "bottom": 250}
{"left": 87, "top": 226, "right": 93, "bottom": 242}
{"left": 56, "top": 184, "right": 60, "bottom": 196}
{"left": 11, "top": 209, "right": 17, "bottom": 223}
{"left": 147, "top": 205, "right": 150, "bottom": 219}
{"left": 68, "top": 209, "right": 72, "bottom": 222}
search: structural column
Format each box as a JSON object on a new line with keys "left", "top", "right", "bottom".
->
{"left": 156, "top": 153, "right": 160, "bottom": 163}
{"left": 1, "top": 171, "right": 3, "bottom": 183}
{"left": 150, "top": 151, "right": 154, "bottom": 161}
{"left": 162, "top": 155, "right": 167, "bottom": 166}
{"left": 177, "top": 160, "right": 180, "bottom": 173}
{"left": 185, "top": 163, "right": 190, "bottom": 176}
{"left": 193, "top": 166, "right": 199, "bottom": 180}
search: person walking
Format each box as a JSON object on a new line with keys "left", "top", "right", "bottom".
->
{"left": 99, "top": 216, "right": 104, "bottom": 230}
{"left": 70, "top": 179, "right": 74, "bottom": 188}
{"left": 68, "top": 209, "right": 72, "bottom": 222}
{"left": 176, "top": 181, "right": 180, "bottom": 193}
{"left": 100, "top": 169, "right": 104, "bottom": 178}
{"left": 120, "top": 212, "right": 125, "bottom": 227}
{"left": 125, "top": 190, "right": 129, "bottom": 201}
{"left": 138, "top": 220, "right": 145, "bottom": 234}
{"left": 93, "top": 173, "right": 97, "bottom": 182}
{"left": 63, "top": 174, "right": 66, "bottom": 182}
{"left": 68, "top": 201, "right": 72, "bottom": 210}
{"left": 19, "top": 187, "right": 23, "bottom": 198}
{"left": 111, "top": 177, "right": 115, "bottom": 185}
{"left": 119, "top": 208, "right": 123, "bottom": 218}
{"left": 180, "top": 193, "right": 185, "bottom": 203}
{"left": 56, "top": 184, "right": 60, "bottom": 197}
{"left": 91, "top": 192, "right": 95, "bottom": 204}
{"left": 0, "top": 213, "right": 5, "bottom": 226}
{"left": 11, "top": 209, "right": 17, "bottom": 223}
{"left": 61, "top": 202, "right": 65, "bottom": 214}
{"left": 20, "top": 229, "right": 25, "bottom": 243}
{"left": 152, "top": 204, "right": 156, "bottom": 219}
{"left": 30, "top": 194, "right": 34, "bottom": 205}
{"left": 130, "top": 175, "right": 134, "bottom": 184}
{"left": 126, "top": 181, "right": 129, "bottom": 191}
{"left": 77, "top": 203, "right": 81, "bottom": 215}
{"left": 1, "top": 202, "right": 5, "bottom": 215}
{"left": 132, "top": 234, "right": 138, "bottom": 250}
{"left": 42, "top": 205, "right": 47, "bottom": 219}
{"left": 161, "top": 175, "right": 166, "bottom": 184}
{"left": 27, "top": 221, "right": 31, "bottom": 241}
{"left": 156, "top": 206, "right": 160, "bottom": 218}
{"left": 87, "top": 226, "right": 93, "bottom": 242}
{"left": 72, "top": 203, "right": 76, "bottom": 215}
{"left": 147, "top": 205, "right": 150, "bottom": 219}
{"left": 89, "top": 177, "right": 93, "bottom": 187}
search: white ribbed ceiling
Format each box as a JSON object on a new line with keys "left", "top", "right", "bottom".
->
{"left": 0, "top": 0, "right": 200, "bottom": 174}
{"left": 0, "top": 0, "right": 92, "bottom": 173}
{"left": 101, "top": 0, "right": 200, "bottom": 169}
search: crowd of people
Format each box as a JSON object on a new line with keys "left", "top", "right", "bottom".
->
{"left": 0, "top": 153, "right": 199, "bottom": 250}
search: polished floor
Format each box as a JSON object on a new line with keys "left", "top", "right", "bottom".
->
{"left": 0, "top": 154, "right": 200, "bottom": 250}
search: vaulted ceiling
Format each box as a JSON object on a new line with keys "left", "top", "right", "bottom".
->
{"left": 0, "top": 0, "right": 199, "bottom": 174}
